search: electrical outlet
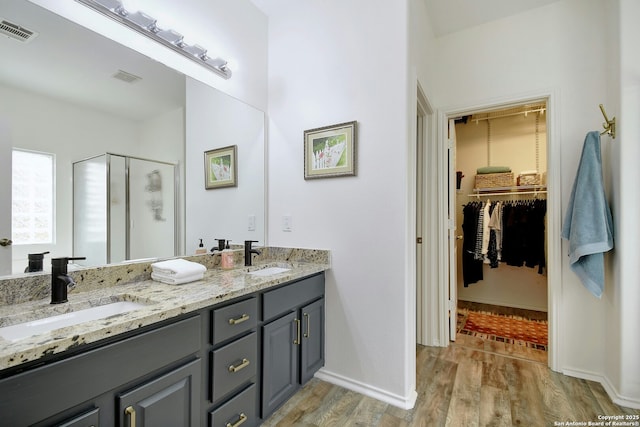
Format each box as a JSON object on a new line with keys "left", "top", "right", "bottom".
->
{"left": 283, "top": 215, "right": 293, "bottom": 232}
{"left": 248, "top": 214, "right": 256, "bottom": 231}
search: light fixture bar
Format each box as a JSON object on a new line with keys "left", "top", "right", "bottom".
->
{"left": 75, "top": 0, "right": 232, "bottom": 80}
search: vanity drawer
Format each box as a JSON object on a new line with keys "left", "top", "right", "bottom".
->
{"left": 262, "top": 273, "right": 324, "bottom": 321}
{"left": 209, "top": 383, "right": 256, "bottom": 427}
{"left": 210, "top": 332, "right": 257, "bottom": 403}
{"left": 212, "top": 298, "right": 257, "bottom": 345}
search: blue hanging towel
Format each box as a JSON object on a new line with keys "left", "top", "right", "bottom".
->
{"left": 561, "top": 131, "right": 614, "bottom": 298}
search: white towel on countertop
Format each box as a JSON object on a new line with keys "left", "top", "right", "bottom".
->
{"left": 151, "top": 271, "right": 204, "bottom": 285}
{"left": 151, "top": 258, "right": 206, "bottom": 279}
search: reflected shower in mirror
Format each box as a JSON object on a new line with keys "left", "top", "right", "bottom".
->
{"left": 73, "top": 154, "right": 178, "bottom": 267}
{"left": 0, "top": 0, "right": 265, "bottom": 276}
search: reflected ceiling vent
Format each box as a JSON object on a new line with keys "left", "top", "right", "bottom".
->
{"left": 0, "top": 19, "right": 39, "bottom": 43}
{"left": 112, "top": 69, "right": 142, "bottom": 83}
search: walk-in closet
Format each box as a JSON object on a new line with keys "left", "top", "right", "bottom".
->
{"left": 454, "top": 102, "right": 548, "bottom": 363}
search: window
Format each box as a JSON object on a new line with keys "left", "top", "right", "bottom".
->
{"left": 12, "top": 149, "right": 55, "bottom": 245}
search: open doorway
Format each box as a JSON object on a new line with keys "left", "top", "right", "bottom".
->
{"left": 449, "top": 99, "right": 549, "bottom": 363}
{"left": 451, "top": 101, "right": 549, "bottom": 363}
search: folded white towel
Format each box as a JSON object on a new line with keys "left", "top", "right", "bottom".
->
{"left": 151, "top": 271, "right": 204, "bottom": 285}
{"left": 151, "top": 259, "right": 206, "bottom": 279}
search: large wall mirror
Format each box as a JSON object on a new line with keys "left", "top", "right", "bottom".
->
{"left": 0, "top": 0, "right": 265, "bottom": 276}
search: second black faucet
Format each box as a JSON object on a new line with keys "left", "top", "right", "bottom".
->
{"left": 244, "top": 241, "right": 261, "bottom": 266}
{"left": 51, "top": 257, "right": 86, "bottom": 304}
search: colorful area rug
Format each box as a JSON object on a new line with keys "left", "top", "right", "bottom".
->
{"left": 457, "top": 309, "right": 548, "bottom": 351}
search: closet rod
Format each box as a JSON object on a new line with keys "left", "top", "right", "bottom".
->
{"left": 472, "top": 107, "right": 546, "bottom": 124}
{"left": 468, "top": 190, "right": 547, "bottom": 198}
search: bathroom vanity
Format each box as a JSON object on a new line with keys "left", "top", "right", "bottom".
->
{"left": 0, "top": 248, "right": 329, "bottom": 427}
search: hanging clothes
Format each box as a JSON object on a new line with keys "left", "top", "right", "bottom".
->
{"left": 502, "top": 200, "right": 547, "bottom": 273}
{"left": 462, "top": 199, "right": 547, "bottom": 286}
{"left": 462, "top": 201, "right": 484, "bottom": 286}
{"left": 487, "top": 201, "right": 501, "bottom": 268}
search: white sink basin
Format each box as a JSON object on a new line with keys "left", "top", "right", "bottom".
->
{"left": 0, "top": 301, "right": 145, "bottom": 342}
{"left": 248, "top": 267, "right": 291, "bottom": 277}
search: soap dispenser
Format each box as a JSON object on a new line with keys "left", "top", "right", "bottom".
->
{"left": 221, "top": 240, "right": 235, "bottom": 270}
{"left": 195, "top": 239, "right": 207, "bottom": 255}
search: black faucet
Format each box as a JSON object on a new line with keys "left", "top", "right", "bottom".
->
{"left": 24, "top": 251, "right": 50, "bottom": 273}
{"left": 211, "top": 238, "right": 226, "bottom": 253}
{"left": 244, "top": 241, "right": 261, "bottom": 266}
{"left": 51, "top": 257, "right": 86, "bottom": 304}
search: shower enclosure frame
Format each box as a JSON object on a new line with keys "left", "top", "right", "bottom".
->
{"left": 72, "top": 152, "right": 179, "bottom": 265}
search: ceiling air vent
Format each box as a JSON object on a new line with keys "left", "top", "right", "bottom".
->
{"left": 0, "top": 19, "right": 38, "bottom": 43}
{"left": 112, "top": 70, "right": 143, "bottom": 84}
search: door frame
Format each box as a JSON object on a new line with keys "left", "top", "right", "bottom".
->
{"left": 415, "top": 83, "right": 440, "bottom": 347}
{"left": 0, "top": 120, "right": 11, "bottom": 275}
{"left": 431, "top": 90, "right": 562, "bottom": 371}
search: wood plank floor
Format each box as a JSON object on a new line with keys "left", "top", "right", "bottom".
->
{"left": 262, "top": 344, "right": 639, "bottom": 426}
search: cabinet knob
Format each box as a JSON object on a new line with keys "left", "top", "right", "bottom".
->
{"left": 228, "top": 358, "right": 250, "bottom": 373}
{"left": 228, "top": 314, "right": 250, "bottom": 325}
{"left": 125, "top": 406, "right": 136, "bottom": 427}
{"left": 226, "top": 413, "right": 247, "bottom": 427}
{"left": 304, "top": 312, "right": 310, "bottom": 338}
{"left": 294, "top": 318, "right": 301, "bottom": 345}
{"left": 0, "top": 238, "right": 12, "bottom": 247}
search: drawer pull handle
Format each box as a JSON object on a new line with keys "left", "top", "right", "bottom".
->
{"left": 226, "top": 413, "right": 247, "bottom": 427}
{"left": 294, "top": 318, "right": 301, "bottom": 345}
{"left": 228, "top": 358, "right": 250, "bottom": 373}
{"left": 304, "top": 312, "right": 310, "bottom": 338}
{"left": 228, "top": 314, "right": 250, "bottom": 325}
{"left": 125, "top": 406, "right": 136, "bottom": 427}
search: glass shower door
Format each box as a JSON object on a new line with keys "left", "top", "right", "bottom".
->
{"left": 128, "top": 158, "right": 176, "bottom": 261}
{"left": 73, "top": 155, "right": 107, "bottom": 267}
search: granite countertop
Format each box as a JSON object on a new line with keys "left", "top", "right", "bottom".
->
{"left": 0, "top": 249, "right": 329, "bottom": 372}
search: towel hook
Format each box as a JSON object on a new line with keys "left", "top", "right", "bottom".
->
{"left": 599, "top": 104, "right": 616, "bottom": 139}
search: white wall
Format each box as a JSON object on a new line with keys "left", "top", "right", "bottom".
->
{"left": 262, "top": 0, "right": 415, "bottom": 407}
{"left": 606, "top": 0, "right": 640, "bottom": 405}
{"left": 185, "top": 78, "right": 265, "bottom": 256}
{"left": 28, "top": 0, "right": 268, "bottom": 112}
{"left": 0, "top": 84, "right": 141, "bottom": 271}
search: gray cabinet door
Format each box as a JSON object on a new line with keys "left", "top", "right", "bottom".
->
{"left": 301, "top": 298, "right": 324, "bottom": 384}
{"left": 117, "top": 359, "right": 201, "bottom": 427}
{"left": 261, "top": 311, "right": 298, "bottom": 417}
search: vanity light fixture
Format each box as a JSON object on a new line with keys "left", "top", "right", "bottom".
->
{"left": 75, "top": 0, "right": 232, "bottom": 79}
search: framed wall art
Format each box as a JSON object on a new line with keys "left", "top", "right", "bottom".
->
{"left": 204, "top": 145, "right": 237, "bottom": 189}
{"left": 304, "top": 121, "right": 357, "bottom": 179}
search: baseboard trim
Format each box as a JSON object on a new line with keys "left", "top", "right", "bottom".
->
{"left": 562, "top": 368, "right": 640, "bottom": 410}
{"left": 314, "top": 369, "right": 417, "bottom": 410}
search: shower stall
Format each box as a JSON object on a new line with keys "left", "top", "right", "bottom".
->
{"left": 73, "top": 153, "right": 178, "bottom": 267}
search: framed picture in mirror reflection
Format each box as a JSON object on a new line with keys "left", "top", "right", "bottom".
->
{"left": 204, "top": 145, "right": 237, "bottom": 189}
